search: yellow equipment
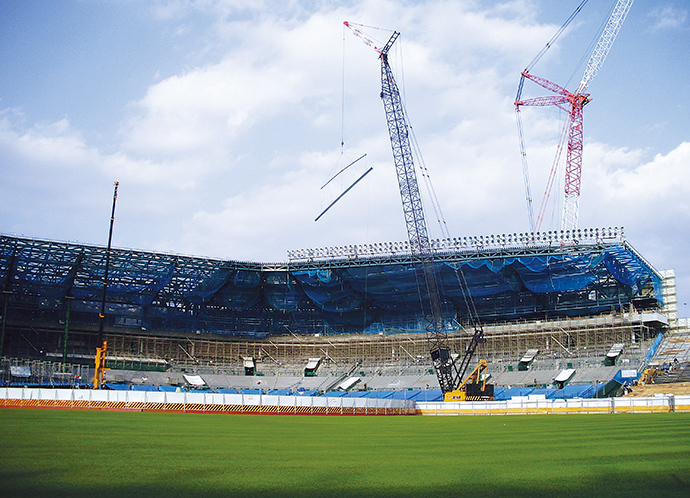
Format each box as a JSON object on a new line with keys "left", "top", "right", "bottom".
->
{"left": 637, "top": 367, "right": 657, "bottom": 386}
{"left": 93, "top": 340, "right": 107, "bottom": 389}
{"left": 444, "top": 359, "right": 494, "bottom": 402}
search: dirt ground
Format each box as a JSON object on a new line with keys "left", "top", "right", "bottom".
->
{"left": 624, "top": 381, "right": 690, "bottom": 397}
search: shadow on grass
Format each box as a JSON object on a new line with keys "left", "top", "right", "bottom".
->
{"left": 2, "top": 468, "right": 688, "bottom": 498}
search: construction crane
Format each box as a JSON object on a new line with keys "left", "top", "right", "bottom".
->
{"left": 344, "top": 22, "right": 492, "bottom": 401}
{"left": 93, "top": 181, "right": 119, "bottom": 389}
{"left": 515, "top": 0, "right": 633, "bottom": 232}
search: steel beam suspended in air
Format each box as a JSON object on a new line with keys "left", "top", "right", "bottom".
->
{"left": 315, "top": 166, "right": 373, "bottom": 222}
{"left": 321, "top": 154, "right": 367, "bottom": 190}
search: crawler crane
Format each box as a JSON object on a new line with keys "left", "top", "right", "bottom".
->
{"left": 344, "top": 22, "right": 493, "bottom": 401}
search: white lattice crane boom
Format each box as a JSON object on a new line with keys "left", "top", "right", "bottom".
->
{"left": 577, "top": 0, "right": 634, "bottom": 94}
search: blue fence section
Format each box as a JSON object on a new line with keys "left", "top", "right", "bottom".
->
{"left": 96, "top": 383, "right": 611, "bottom": 401}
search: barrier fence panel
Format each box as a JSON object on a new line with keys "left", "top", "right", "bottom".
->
{"left": 417, "top": 395, "right": 690, "bottom": 415}
{"left": 2, "top": 388, "right": 685, "bottom": 416}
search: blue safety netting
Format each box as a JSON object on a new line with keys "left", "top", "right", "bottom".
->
{"left": 0, "top": 235, "right": 663, "bottom": 338}
{"left": 410, "top": 390, "right": 443, "bottom": 401}
{"left": 210, "top": 270, "right": 262, "bottom": 310}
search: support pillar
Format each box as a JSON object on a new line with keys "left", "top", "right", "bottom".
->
{"left": 62, "top": 297, "right": 73, "bottom": 364}
{"left": 0, "top": 291, "right": 10, "bottom": 357}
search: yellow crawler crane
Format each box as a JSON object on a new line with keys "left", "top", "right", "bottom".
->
{"left": 444, "top": 359, "right": 494, "bottom": 402}
{"left": 93, "top": 340, "right": 107, "bottom": 389}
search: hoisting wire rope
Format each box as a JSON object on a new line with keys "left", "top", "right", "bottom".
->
{"left": 341, "top": 22, "right": 346, "bottom": 153}
{"left": 319, "top": 26, "right": 375, "bottom": 222}
{"left": 524, "top": 0, "right": 589, "bottom": 76}
{"left": 516, "top": 0, "right": 588, "bottom": 234}
{"left": 391, "top": 29, "right": 482, "bottom": 332}
{"left": 391, "top": 34, "right": 450, "bottom": 240}
{"left": 568, "top": 0, "right": 620, "bottom": 92}
{"left": 535, "top": 113, "right": 570, "bottom": 232}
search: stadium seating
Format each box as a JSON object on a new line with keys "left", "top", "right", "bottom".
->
{"left": 495, "top": 387, "right": 535, "bottom": 400}
{"left": 391, "top": 390, "right": 422, "bottom": 400}
{"left": 410, "top": 390, "right": 443, "bottom": 402}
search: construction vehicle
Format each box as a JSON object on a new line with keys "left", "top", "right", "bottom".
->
{"left": 444, "top": 360, "right": 494, "bottom": 402}
{"left": 345, "top": 22, "right": 493, "bottom": 401}
{"left": 93, "top": 182, "right": 118, "bottom": 389}
{"left": 515, "top": 0, "right": 634, "bottom": 232}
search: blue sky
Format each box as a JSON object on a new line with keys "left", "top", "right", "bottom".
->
{"left": 1, "top": 0, "right": 688, "bottom": 316}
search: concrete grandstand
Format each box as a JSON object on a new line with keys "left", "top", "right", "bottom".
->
{"left": 1, "top": 229, "right": 687, "bottom": 401}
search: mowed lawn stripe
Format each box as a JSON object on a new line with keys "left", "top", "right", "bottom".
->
{"left": 1, "top": 408, "right": 689, "bottom": 497}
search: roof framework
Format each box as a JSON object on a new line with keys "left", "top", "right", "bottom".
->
{"left": 0, "top": 231, "right": 662, "bottom": 345}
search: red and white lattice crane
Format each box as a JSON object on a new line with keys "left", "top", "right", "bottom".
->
{"left": 515, "top": 0, "right": 633, "bottom": 233}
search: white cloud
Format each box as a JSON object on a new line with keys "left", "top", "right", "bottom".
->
{"left": 648, "top": 6, "right": 688, "bottom": 32}
{"left": 1, "top": 0, "right": 688, "bottom": 307}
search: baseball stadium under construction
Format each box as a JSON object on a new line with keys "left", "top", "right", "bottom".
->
{"left": 1, "top": 227, "right": 685, "bottom": 396}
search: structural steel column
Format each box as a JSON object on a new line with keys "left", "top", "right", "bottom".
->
{"left": 62, "top": 297, "right": 73, "bottom": 364}
{"left": 0, "top": 291, "right": 9, "bottom": 357}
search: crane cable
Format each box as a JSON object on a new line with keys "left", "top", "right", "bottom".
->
{"left": 393, "top": 32, "right": 482, "bottom": 332}
{"left": 516, "top": 0, "right": 589, "bottom": 233}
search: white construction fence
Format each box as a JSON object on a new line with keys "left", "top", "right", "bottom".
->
{"left": 1, "top": 388, "right": 689, "bottom": 416}
{"left": 417, "top": 394, "right": 690, "bottom": 415}
{"left": 0, "top": 387, "right": 415, "bottom": 416}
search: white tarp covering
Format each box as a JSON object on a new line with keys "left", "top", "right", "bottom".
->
{"left": 183, "top": 374, "right": 205, "bottom": 386}
{"left": 305, "top": 358, "right": 321, "bottom": 369}
{"left": 519, "top": 349, "right": 539, "bottom": 363}
{"left": 337, "top": 377, "right": 360, "bottom": 390}
{"left": 606, "top": 343, "right": 625, "bottom": 358}
{"left": 554, "top": 369, "right": 576, "bottom": 382}
{"left": 10, "top": 366, "right": 31, "bottom": 378}
{"left": 619, "top": 369, "right": 638, "bottom": 380}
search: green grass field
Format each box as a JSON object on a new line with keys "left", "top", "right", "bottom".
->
{"left": 1, "top": 409, "right": 688, "bottom": 497}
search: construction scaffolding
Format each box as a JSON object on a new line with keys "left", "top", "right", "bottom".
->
{"left": 0, "top": 233, "right": 668, "bottom": 368}
{"left": 97, "top": 313, "right": 661, "bottom": 372}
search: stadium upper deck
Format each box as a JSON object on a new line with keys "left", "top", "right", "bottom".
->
{"left": 0, "top": 228, "right": 662, "bottom": 351}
